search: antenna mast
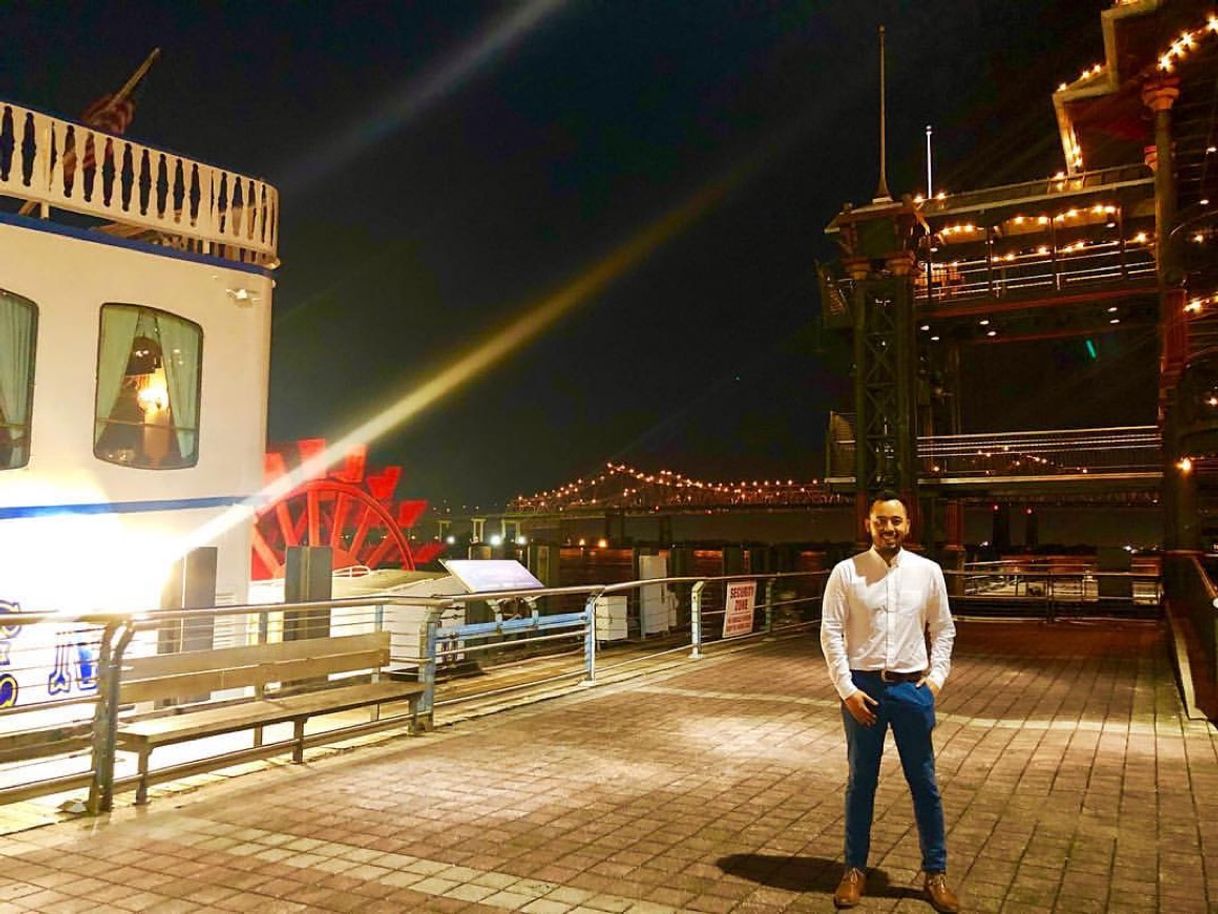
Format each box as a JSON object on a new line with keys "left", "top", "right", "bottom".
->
{"left": 925, "top": 124, "right": 933, "bottom": 198}
{"left": 873, "top": 25, "right": 892, "bottom": 203}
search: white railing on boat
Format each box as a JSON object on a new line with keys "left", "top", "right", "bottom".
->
{"left": 0, "top": 100, "right": 278, "bottom": 266}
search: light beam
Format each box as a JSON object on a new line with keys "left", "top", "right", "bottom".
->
{"left": 178, "top": 177, "right": 731, "bottom": 558}
{"left": 280, "top": 0, "right": 566, "bottom": 191}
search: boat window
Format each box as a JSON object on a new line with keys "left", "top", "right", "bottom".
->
{"left": 0, "top": 289, "right": 37, "bottom": 470}
{"left": 94, "top": 304, "right": 202, "bottom": 470}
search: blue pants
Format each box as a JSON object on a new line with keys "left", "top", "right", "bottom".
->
{"left": 841, "top": 671, "right": 946, "bottom": 873}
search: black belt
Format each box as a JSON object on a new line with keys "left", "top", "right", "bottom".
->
{"left": 852, "top": 669, "right": 925, "bottom": 683}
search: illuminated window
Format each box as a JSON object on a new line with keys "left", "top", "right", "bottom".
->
{"left": 94, "top": 304, "right": 202, "bottom": 469}
{"left": 0, "top": 289, "right": 37, "bottom": 470}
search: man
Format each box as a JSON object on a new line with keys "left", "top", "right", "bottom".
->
{"left": 820, "top": 491, "right": 960, "bottom": 912}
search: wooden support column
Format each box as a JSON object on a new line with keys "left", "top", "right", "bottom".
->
{"left": 1144, "top": 75, "right": 1197, "bottom": 551}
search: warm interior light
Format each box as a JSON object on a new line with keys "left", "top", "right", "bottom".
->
{"left": 136, "top": 375, "right": 170, "bottom": 412}
{"left": 1178, "top": 457, "right": 1194, "bottom": 474}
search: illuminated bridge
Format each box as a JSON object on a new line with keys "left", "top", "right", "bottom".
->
{"left": 825, "top": 420, "right": 1162, "bottom": 497}
{"left": 501, "top": 424, "right": 1161, "bottom": 523}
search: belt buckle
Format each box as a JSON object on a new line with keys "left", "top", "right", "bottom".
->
{"left": 880, "top": 669, "right": 897, "bottom": 683}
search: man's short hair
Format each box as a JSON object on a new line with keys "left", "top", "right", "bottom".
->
{"left": 870, "top": 489, "right": 907, "bottom": 512}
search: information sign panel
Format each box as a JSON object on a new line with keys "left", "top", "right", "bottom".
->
{"left": 440, "top": 559, "right": 543, "bottom": 594}
{"left": 722, "top": 580, "right": 757, "bottom": 638}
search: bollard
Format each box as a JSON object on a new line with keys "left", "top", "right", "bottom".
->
{"left": 690, "top": 580, "right": 705, "bottom": 659}
{"left": 584, "top": 594, "right": 598, "bottom": 683}
{"left": 87, "top": 621, "right": 133, "bottom": 815}
{"left": 419, "top": 609, "right": 441, "bottom": 726}
{"left": 765, "top": 578, "right": 776, "bottom": 634}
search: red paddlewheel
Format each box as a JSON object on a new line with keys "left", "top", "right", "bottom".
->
{"left": 251, "top": 438, "right": 444, "bottom": 580}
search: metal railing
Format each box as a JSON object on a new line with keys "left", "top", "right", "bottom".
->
{"left": 0, "top": 561, "right": 1162, "bottom": 814}
{"left": 0, "top": 571, "right": 828, "bottom": 814}
{"left": 1163, "top": 554, "right": 1218, "bottom": 717}
{"left": 916, "top": 165, "right": 1152, "bottom": 217}
{"left": 0, "top": 99, "right": 278, "bottom": 265}
{"left": 949, "top": 568, "right": 1161, "bottom": 620}
{"left": 917, "top": 238, "right": 1156, "bottom": 306}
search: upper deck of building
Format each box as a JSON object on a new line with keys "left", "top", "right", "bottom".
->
{"left": 0, "top": 97, "right": 278, "bottom": 269}
{"left": 822, "top": 163, "right": 1160, "bottom": 340}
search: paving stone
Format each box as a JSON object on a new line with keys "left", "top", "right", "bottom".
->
{"left": 0, "top": 623, "right": 1212, "bottom": 913}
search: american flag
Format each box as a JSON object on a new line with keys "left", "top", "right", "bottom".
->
{"left": 78, "top": 92, "right": 136, "bottom": 174}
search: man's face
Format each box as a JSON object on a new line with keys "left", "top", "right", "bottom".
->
{"left": 868, "top": 499, "right": 908, "bottom": 554}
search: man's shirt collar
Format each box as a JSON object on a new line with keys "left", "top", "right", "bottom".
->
{"left": 868, "top": 545, "right": 903, "bottom": 568}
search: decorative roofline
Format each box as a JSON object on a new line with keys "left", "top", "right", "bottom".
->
{"left": 0, "top": 99, "right": 278, "bottom": 267}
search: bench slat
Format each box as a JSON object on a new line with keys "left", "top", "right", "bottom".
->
{"left": 119, "top": 648, "right": 390, "bottom": 704}
{"left": 118, "top": 681, "right": 425, "bottom": 746}
{"left": 123, "top": 632, "right": 388, "bottom": 679}
{"left": 120, "top": 633, "right": 391, "bottom": 704}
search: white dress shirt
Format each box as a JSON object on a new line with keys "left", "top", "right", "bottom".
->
{"left": 820, "top": 546, "right": 956, "bottom": 701}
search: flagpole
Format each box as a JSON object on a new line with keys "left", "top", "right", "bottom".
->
{"left": 18, "top": 48, "right": 161, "bottom": 217}
{"left": 873, "top": 25, "right": 892, "bottom": 203}
{"left": 925, "top": 124, "right": 933, "bottom": 198}
{"left": 98, "top": 48, "right": 162, "bottom": 120}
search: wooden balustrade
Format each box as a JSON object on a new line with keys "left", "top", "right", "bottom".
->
{"left": 0, "top": 101, "right": 277, "bottom": 266}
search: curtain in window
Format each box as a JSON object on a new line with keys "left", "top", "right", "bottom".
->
{"left": 154, "top": 311, "right": 201, "bottom": 459}
{"left": 94, "top": 305, "right": 140, "bottom": 446}
{"left": 0, "top": 291, "right": 35, "bottom": 467}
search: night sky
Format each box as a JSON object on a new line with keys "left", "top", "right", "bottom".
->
{"left": 2, "top": 1, "right": 1114, "bottom": 509}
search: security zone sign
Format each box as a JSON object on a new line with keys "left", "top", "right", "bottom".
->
{"left": 722, "top": 580, "right": 757, "bottom": 638}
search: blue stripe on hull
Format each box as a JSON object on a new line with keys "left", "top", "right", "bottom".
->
{"left": 0, "top": 495, "right": 256, "bottom": 520}
{"left": 0, "top": 211, "right": 273, "bottom": 277}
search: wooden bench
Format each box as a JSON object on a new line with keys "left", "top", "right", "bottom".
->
{"left": 116, "top": 631, "right": 425, "bottom": 804}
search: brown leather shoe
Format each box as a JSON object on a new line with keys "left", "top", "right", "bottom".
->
{"left": 924, "top": 872, "right": 960, "bottom": 913}
{"left": 833, "top": 866, "right": 866, "bottom": 908}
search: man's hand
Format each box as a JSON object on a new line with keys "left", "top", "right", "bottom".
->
{"left": 917, "top": 676, "right": 941, "bottom": 698}
{"left": 843, "top": 689, "right": 879, "bottom": 726}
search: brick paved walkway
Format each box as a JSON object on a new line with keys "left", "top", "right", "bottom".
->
{"left": 0, "top": 621, "right": 1214, "bottom": 913}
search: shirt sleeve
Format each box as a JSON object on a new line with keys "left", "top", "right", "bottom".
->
{"left": 925, "top": 564, "right": 956, "bottom": 690}
{"left": 820, "top": 564, "right": 857, "bottom": 701}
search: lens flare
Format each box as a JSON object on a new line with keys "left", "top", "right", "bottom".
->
{"left": 177, "top": 178, "right": 731, "bottom": 560}
{"left": 281, "top": 0, "right": 566, "bottom": 191}
{"left": 180, "top": 87, "right": 835, "bottom": 569}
